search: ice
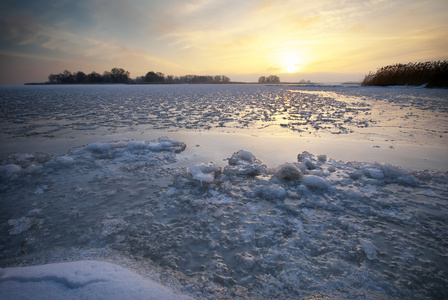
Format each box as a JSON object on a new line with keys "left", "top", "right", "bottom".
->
{"left": 224, "top": 150, "right": 267, "bottom": 176}
{"left": 1, "top": 138, "right": 447, "bottom": 298}
{"left": 189, "top": 162, "right": 221, "bottom": 184}
{"left": 0, "top": 164, "right": 21, "bottom": 179}
{"left": 362, "top": 166, "right": 384, "bottom": 179}
{"left": 251, "top": 185, "right": 287, "bottom": 201}
{"left": 228, "top": 150, "right": 256, "bottom": 164}
{"left": 274, "top": 163, "right": 303, "bottom": 181}
{"left": 359, "top": 239, "right": 378, "bottom": 260}
{"left": 1, "top": 84, "right": 447, "bottom": 299}
{"left": 0, "top": 260, "right": 193, "bottom": 300}
{"left": 34, "top": 185, "right": 48, "bottom": 194}
{"left": 7, "top": 217, "right": 33, "bottom": 235}
{"left": 302, "top": 175, "right": 330, "bottom": 190}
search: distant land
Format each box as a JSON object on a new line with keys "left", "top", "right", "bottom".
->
{"left": 24, "top": 68, "right": 313, "bottom": 86}
{"left": 26, "top": 61, "right": 447, "bottom": 88}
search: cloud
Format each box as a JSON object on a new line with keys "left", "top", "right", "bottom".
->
{"left": 0, "top": 14, "right": 46, "bottom": 45}
{"left": 1, "top": 0, "right": 447, "bottom": 84}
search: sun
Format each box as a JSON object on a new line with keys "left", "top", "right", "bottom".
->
{"left": 281, "top": 54, "right": 302, "bottom": 73}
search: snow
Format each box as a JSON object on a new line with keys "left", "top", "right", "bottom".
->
{"left": 189, "top": 162, "right": 221, "bottom": 184}
{"left": 0, "top": 84, "right": 447, "bottom": 299}
{"left": 0, "top": 260, "right": 193, "bottom": 300}
{"left": 301, "top": 175, "right": 330, "bottom": 189}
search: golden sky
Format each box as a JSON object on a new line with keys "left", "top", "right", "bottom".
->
{"left": 1, "top": 0, "right": 447, "bottom": 84}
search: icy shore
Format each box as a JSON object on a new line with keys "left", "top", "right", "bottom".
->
{"left": 1, "top": 136, "right": 447, "bottom": 299}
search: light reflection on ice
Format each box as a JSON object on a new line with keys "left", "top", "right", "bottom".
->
{"left": 1, "top": 84, "right": 446, "bottom": 171}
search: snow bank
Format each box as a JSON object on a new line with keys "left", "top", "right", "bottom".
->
{"left": 0, "top": 260, "right": 193, "bottom": 300}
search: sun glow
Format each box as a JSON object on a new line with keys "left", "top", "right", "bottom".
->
{"left": 280, "top": 53, "right": 303, "bottom": 73}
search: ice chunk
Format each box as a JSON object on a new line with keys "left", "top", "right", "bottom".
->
{"left": 234, "top": 252, "right": 256, "bottom": 268}
{"left": 380, "top": 163, "right": 407, "bottom": 178}
{"left": 51, "top": 156, "right": 75, "bottom": 167}
{"left": 189, "top": 162, "right": 221, "bottom": 184}
{"left": 0, "top": 164, "right": 22, "bottom": 179}
{"left": 8, "top": 153, "right": 34, "bottom": 167}
{"left": 228, "top": 150, "right": 256, "bottom": 165}
{"left": 396, "top": 175, "right": 419, "bottom": 187}
{"left": 349, "top": 170, "right": 363, "bottom": 180}
{"left": 35, "top": 185, "right": 48, "bottom": 194}
{"left": 251, "top": 185, "right": 287, "bottom": 201}
{"left": 363, "top": 167, "right": 384, "bottom": 179}
{"left": 274, "top": 163, "right": 303, "bottom": 181}
{"left": 359, "top": 239, "right": 378, "bottom": 260}
{"left": 224, "top": 150, "right": 266, "bottom": 176}
{"left": 8, "top": 217, "right": 32, "bottom": 235}
{"left": 318, "top": 155, "right": 327, "bottom": 163}
{"left": 86, "top": 142, "right": 111, "bottom": 154}
{"left": 302, "top": 175, "right": 330, "bottom": 189}
{"left": 100, "top": 218, "right": 129, "bottom": 238}
{"left": 148, "top": 137, "right": 186, "bottom": 153}
{"left": 327, "top": 166, "right": 336, "bottom": 173}
{"left": 127, "top": 140, "right": 148, "bottom": 150}
{"left": 85, "top": 137, "right": 186, "bottom": 156}
{"left": 297, "top": 151, "right": 317, "bottom": 170}
{"left": 295, "top": 219, "right": 303, "bottom": 232}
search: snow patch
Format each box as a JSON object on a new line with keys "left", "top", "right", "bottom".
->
{"left": 302, "top": 175, "right": 330, "bottom": 190}
{"left": 0, "top": 261, "right": 193, "bottom": 300}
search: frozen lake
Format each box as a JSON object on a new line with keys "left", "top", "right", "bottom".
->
{"left": 1, "top": 84, "right": 447, "bottom": 299}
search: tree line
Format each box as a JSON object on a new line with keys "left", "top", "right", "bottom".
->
{"left": 46, "top": 68, "right": 290, "bottom": 85}
{"left": 258, "top": 75, "right": 280, "bottom": 84}
{"left": 137, "top": 72, "right": 231, "bottom": 84}
{"left": 46, "top": 68, "right": 232, "bottom": 84}
{"left": 362, "top": 61, "right": 448, "bottom": 88}
{"left": 48, "top": 68, "right": 130, "bottom": 84}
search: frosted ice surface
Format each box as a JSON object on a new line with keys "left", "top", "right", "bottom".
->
{"left": 1, "top": 137, "right": 447, "bottom": 299}
{"left": 1, "top": 84, "right": 447, "bottom": 299}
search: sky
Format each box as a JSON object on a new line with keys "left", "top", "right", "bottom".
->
{"left": 0, "top": 0, "right": 447, "bottom": 85}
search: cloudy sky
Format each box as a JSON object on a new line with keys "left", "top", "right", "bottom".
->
{"left": 1, "top": 0, "right": 447, "bottom": 84}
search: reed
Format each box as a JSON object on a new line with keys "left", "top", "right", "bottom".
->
{"left": 361, "top": 61, "right": 448, "bottom": 88}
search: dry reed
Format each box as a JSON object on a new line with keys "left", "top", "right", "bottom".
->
{"left": 361, "top": 61, "right": 448, "bottom": 88}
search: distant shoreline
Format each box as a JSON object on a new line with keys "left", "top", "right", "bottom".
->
{"left": 24, "top": 81, "right": 323, "bottom": 86}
